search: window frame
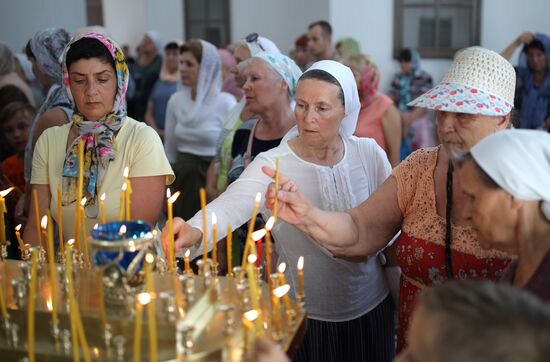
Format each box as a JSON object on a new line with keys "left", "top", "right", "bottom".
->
{"left": 393, "top": 0, "right": 482, "bottom": 59}
{"left": 184, "top": 0, "right": 231, "bottom": 48}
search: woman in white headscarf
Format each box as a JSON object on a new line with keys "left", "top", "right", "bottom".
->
{"left": 164, "top": 39, "right": 236, "bottom": 220}
{"left": 164, "top": 60, "right": 395, "bottom": 361}
{"left": 459, "top": 129, "right": 550, "bottom": 301}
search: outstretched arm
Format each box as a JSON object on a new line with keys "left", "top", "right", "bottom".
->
{"left": 262, "top": 166, "right": 403, "bottom": 257}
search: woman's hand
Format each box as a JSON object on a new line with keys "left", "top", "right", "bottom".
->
{"left": 261, "top": 166, "right": 314, "bottom": 228}
{"left": 518, "top": 31, "right": 535, "bottom": 45}
{"left": 161, "top": 217, "right": 202, "bottom": 256}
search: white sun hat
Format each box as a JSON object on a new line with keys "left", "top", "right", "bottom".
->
{"left": 408, "top": 46, "right": 516, "bottom": 116}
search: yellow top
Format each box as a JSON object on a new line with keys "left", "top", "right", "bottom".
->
{"left": 31, "top": 117, "right": 174, "bottom": 239}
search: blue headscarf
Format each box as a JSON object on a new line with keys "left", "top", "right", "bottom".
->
{"left": 517, "top": 33, "right": 550, "bottom": 129}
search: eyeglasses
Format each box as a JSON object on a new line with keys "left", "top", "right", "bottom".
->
{"left": 245, "top": 32, "right": 265, "bottom": 52}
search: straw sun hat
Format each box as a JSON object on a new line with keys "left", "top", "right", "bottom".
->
{"left": 408, "top": 46, "right": 516, "bottom": 116}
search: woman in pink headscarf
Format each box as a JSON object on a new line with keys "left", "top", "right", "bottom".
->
{"left": 348, "top": 54, "right": 402, "bottom": 167}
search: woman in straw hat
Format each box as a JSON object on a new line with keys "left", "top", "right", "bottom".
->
{"left": 262, "top": 46, "right": 516, "bottom": 351}
{"left": 459, "top": 129, "right": 550, "bottom": 301}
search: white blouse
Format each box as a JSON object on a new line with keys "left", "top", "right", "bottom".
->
{"left": 187, "top": 135, "right": 392, "bottom": 322}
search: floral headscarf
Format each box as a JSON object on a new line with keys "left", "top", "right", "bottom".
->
{"left": 348, "top": 54, "right": 380, "bottom": 108}
{"left": 60, "top": 32, "right": 129, "bottom": 213}
{"left": 252, "top": 52, "right": 303, "bottom": 99}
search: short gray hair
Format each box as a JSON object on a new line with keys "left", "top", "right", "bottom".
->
{"left": 418, "top": 280, "right": 550, "bottom": 362}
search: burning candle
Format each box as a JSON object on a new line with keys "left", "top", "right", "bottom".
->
{"left": 133, "top": 292, "right": 151, "bottom": 362}
{"left": 277, "top": 263, "right": 292, "bottom": 312}
{"left": 199, "top": 188, "right": 207, "bottom": 263}
{"left": 297, "top": 256, "right": 305, "bottom": 298}
{"left": 242, "top": 309, "right": 258, "bottom": 351}
{"left": 145, "top": 253, "right": 158, "bottom": 362}
{"left": 241, "top": 192, "right": 261, "bottom": 268}
{"left": 271, "top": 284, "right": 290, "bottom": 339}
{"left": 226, "top": 225, "right": 233, "bottom": 277}
{"left": 211, "top": 212, "right": 217, "bottom": 269}
{"left": 27, "top": 248, "right": 38, "bottom": 362}
{"left": 76, "top": 139, "right": 84, "bottom": 246}
{"left": 246, "top": 254, "right": 264, "bottom": 334}
{"left": 32, "top": 188, "right": 42, "bottom": 248}
{"left": 99, "top": 193, "right": 106, "bottom": 224}
{"left": 123, "top": 167, "right": 132, "bottom": 221}
{"left": 57, "top": 185, "right": 64, "bottom": 253}
{"left": 42, "top": 214, "right": 58, "bottom": 326}
{"left": 166, "top": 189, "right": 181, "bottom": 273}
{"left": 252, "top": 229, "right": 266, "bottom": 269}
{"left": 15, "top": 224, "right": 24, "bottom": 251}
{"left": 274, "top": 157, "right": 280, "bottom": 221}
{"left": 184, "top": 249, "right": 192, "bottom": 275}
{"left": 118, "top": 182, "right": 126, "bottom": 221}
{"left": 0, "top": 187, "right": 14, "bottom": 246}
{"left": 265, "top": 216, "right": 275, "bottom": 286}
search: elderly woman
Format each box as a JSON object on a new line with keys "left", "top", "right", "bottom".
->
{"left": 263, "top": 47, "right": 515, "bottom": 351}
{"left": 23, "top": 32, "right": 173, "bottom": 244}
{"left": 502, "top": 32, "right": 550, "bottom": 130}
{"left": 164, "top": 39, "right": 236, "bottom": 220}
{"left": 165, "top": 60, "right": 395, "bottom": 361}
{"left": 347, "top": 54, "right": 401, "bottom": 167}
{"left": 459, "top": 130, "right": 550, "bottom": 301}
{"left": 205, "top": 34, "right": 282, "bottom": 201}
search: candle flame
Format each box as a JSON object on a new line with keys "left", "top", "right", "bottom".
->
{"left": 166, "top": 188, "right": 171, "bottom": 198}
{"left": 123, "top": 166, "right": 129, "bottom": 178}
{"left": 0, "top": 187, "right": 14, "bottom": 197}
{"left": 252, "top": 229, "right": 266, "bottom": 241}
{"left": 297, "top": 256, "right": 304, "bottom": 270}
{"left": 263, "top": 322, "right": 268, "bottom": 329}
{"left": 273, "top": 284, "right": 291, "bottom": 298}
{"left": 93, "top": 224, "right": 99, "bottom": 230}
{"left": 254, "top": 192, "right": 261, "bottom": 203}
{"left": 212, "top": 212, "right": 217, "bottom": 225}
{"left": 40, "top": 215, "right": 48, "bottom": 229}
{"left": 15, "top": 224, "right": 22, "bottom": 232}
{"left": 137, "top": 292, "right": 151, "bottom": 305}
{"left": 265, "top": 216, "right": 275, "bottom": 230}
{"left": 179, "top": 307, "right": 185, "bottom": 318}
{"left": 93, "top": 347, "right": 100, "bottom": 357}
{"left": 80, "top": 197, "right": 87, "bottom": 206}
{"left": 100, "top": 193, "right": 106, "bottom": 201}
{"left": 46, "top": 297, "right": 53, "bottom": 311}
{"left": 67, "top": 238, "right": 75, "bottom": 247}
{"left": 122, "top": 182, "right": 127, "bottom": 191}
{"left": 145, "top": 253, "right": 154, "bottom": 264}
{"left": 244, "top": 309, "right": 259, "bottom": 321}
{"left": 247, "top": 254, "right": 257, "bottom": 264}
{"left": 119, "top": 225, "right": 127, "bottom": 234}
{"left": 278, "top": 262, "right": 286, "bottom": 273}
{"left": 168, "top": 191, "right": 180, "bottom": 204}
{"left": 184, "top": 249, "right": 190, "bottom": 258}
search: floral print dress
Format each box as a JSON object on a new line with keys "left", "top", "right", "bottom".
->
{"left": 392, "top": 146, "right": 512, "bottom": 352}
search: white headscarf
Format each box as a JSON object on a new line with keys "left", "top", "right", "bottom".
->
{"left": 470, "top": 129, "right": 550, "bottom": 220}
{"left": 145, "top": 31, "right": 163, "bottom": 54}
{"left": 241, "top": 35, "right": 281, "bottom": 56}
{"left": 178, "top": 39, "right": 222, "bottom": 122}
{"left": 283, "top": 60, "right": 360, "bottom": 142}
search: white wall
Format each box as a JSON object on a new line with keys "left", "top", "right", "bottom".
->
{"left": 145, "top": 0, "right": 184, "bottom": 44}
{"left": 102, "top": 0, "right": 146, "bottom": 56}
{"left": 230, "top": 0, "right": 329, "bottom": 53}
{"left": 0, "top": 0, "right": 86, "bottom": 53}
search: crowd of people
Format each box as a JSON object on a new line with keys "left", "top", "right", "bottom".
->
{"left": 0, "top": 19, "right": 549, "bottom": 362}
